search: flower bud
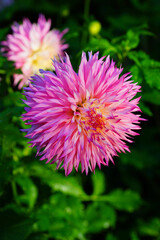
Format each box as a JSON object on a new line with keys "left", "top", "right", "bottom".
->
{"left": 89, "top": 21, "right": 101, "bottom": 35}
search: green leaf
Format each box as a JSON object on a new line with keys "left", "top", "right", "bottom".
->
{"left": 128, "top": 51, "right": 160, "bottom": 90}
{"left": 143, "top": 68, "right": 160, "bottom": 90}
{"left": 127, "top": 52, "right": 141, "bottom": 67}
{"left": 50, "top": 177, "right": 85, "bottom": 196}
{"left": 86, "top": 202, "right": 116, "bottom": 233}
{"left": 106, "top": 189, "right": 142, "bottom": 212}
{"left": 85, "top": 37, "right": 117, "bottom": 55}
{"left": 135, "top": 50, "right": 150, "bottom": 60}
{"left": 122, "top": 30, "right": 140, "bottom": 51}
{"left": 123, "top": 27, "right": 153, "bottom": 52}
{"left": 0, "top": 121, "right": 22, "bottom": 139}
{"left": 129, "top": 65, "right": 143, "bottom": 84}
{"left": 2, "top": 91, "right": 24, "bottom": 107}
{"left": 36, "top": 194, "right": 86, "bottom": 240}
{"left": 138, "top": 218, "right": 160, "bottom": 237}
{"left": 91, "top": 170, "right": 106, "bottom": 195}
{"left": 128, "top": 50, "right": 160, "bottom": 90}
{"left": 142, "top": 58, "right": 160, "bottom": 68}
{"left": 29, "top": 163, "right": 86, "bottom": 197}
{"left": 127, "top": 50, "right": 149, "bottom": 66}
{"left": 14, "top": 175, "right": 38, "bottom": 210}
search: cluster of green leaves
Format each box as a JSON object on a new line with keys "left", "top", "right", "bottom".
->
{"left": 85, "top": 25, "right": 160, "bottom": 117}
{"left": 0, "top": 0, "right": 160, "bottom": 239}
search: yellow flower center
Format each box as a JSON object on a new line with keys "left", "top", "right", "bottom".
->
{"left": 75, "top": 99, "right": 110, "bottom": 135}
{"left": 30, "top": 46, "right": 55, "bottom": 73}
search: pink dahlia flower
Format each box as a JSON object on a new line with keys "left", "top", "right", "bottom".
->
{"left": 22, "top": 52, "right": 143, "bottom": 175}
{"left": 1, "top": 14, "right": 68, "bottom": 89}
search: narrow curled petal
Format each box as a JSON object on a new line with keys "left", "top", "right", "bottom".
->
{"left": 22, "top": 51, "right": 144, "bottom": 175}
{"left": 1, "top": 14, "right": 68, "bottom": 89}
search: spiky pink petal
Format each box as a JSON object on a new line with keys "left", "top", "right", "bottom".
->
{"left": 22, "top": 52, "right": 143, "bottom": 175}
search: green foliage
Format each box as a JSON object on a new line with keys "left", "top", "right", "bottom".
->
{"left": 14, "top": 174, "right": 38, "bottom": 210}
{"left": 105, "top": 189, "right": 142, "bottom": 212}
{"left": 138, "top": 218, "right": 160, "bottom": 237}
{"left": 0, "top": 0, "right": 160, "bottom": 239}
{"left": 27, "top": 163, "right": 86, "bottom": 197}
{"left": 86, "top": 203, "right": 116, "bottom": 233}
{"left": 35, "top": 194, "right": 86, "bottom": 240}
{"left": 91, "top": 169, "right": 106, "bottom": 195}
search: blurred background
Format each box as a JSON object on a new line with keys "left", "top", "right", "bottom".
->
{"left": 0, "top": 0, "right": 160, "bottom": 239}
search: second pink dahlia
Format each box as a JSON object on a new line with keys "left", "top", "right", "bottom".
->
{"left": 22, "top": 52, "right": 143, "bottom": 175}
{"left": 1, "top": 14, "right": 68, "bottom": 89}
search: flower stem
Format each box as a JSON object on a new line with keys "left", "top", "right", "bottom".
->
{"left": 11, "top": 180, "right": 20, "bottom": 206}
{"left": 84, "top": 0, "right": 91, "bottom": 21}
{"left": 81, "top": 0, "right": 91, "bottom": 46}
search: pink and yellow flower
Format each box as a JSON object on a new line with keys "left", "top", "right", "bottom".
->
{"left": 1, "top": 14, "right": 68, "bottom": 89}
{"left": 22, "top": 52, "right": 143, "bottom": 175}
